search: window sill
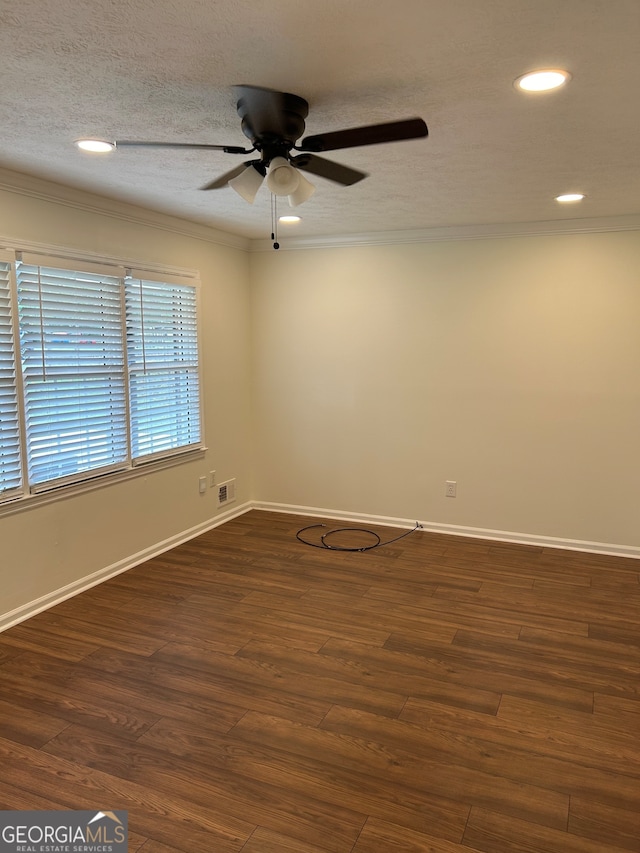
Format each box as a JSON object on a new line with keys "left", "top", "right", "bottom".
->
{"left": 0, "top": 446, "right": 207, "bottom": 519}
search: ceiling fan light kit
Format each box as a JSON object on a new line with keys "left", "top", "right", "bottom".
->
{"left": 266, "top": 157, "right": 301, "bottom": 196}
{"left": 287, "top": 171, "right": 315, "bottom": 207}
{"left": 228, "top": 162, "right": 266, "bottom": 204}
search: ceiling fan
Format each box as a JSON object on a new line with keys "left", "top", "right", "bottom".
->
{"left": 113, "top": 85, "right": 429, "bottom": 207}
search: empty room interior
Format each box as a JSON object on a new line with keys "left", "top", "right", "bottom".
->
{"left": 0, "top": 1, "right": 639, "bottom": 852}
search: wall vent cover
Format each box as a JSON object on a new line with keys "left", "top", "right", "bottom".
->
{"left": 217, "top": 478, "right": 236, "bottom": 507}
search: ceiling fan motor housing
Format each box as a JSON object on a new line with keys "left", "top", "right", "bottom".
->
{"left": 237, "top": 90, "right": 309, "bottom": 164}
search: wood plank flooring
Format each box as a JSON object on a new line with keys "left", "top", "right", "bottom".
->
{"left": 1, "top": 509, "right": 639, "bottom": 852}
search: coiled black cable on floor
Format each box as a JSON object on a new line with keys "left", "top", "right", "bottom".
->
{"left": 296, "top": 522, "right": 420, "bottom": 552}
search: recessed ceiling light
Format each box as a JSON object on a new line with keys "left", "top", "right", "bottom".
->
{"left": 515, "top": 70, "right": 571, "bottom": 92}
{"left": 555, "top": 193, "right": 585, "bottom": 203}
{"left": 75, "top": 139, "right": 115, "bottom": 153}
{"left": 279, "top": 215, "right": 301, "bottom": 223}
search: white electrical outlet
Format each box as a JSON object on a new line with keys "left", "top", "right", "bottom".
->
{"left": 198, "top": 476, "right": 207, "bottom": 494}
{"left": 445, "top": 480, "right": 457, "bottom": 498}
{"left": 209, "top": 470, "right": 216, "bottom": 488}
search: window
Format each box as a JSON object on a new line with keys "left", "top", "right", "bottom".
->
{"left": 16, "top": 261, "right": 128, "bottom": 488}
{"left": 126, "top": 277, "right": 201, "bottom": 462}
{"left": 0, "top": 252, "right": 202, "bottom": 505}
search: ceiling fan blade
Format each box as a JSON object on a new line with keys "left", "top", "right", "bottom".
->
{"left": 115, "top": 140, "right": 252, "bottom": 154}
{"left": 299, "top": 117, "right": 428, "bottom": 153}
{"left": 291, "top": 153, "right": 368, "bottom": 186}
{"left": 200, "top": 161, "right": 262, "bottom": 190}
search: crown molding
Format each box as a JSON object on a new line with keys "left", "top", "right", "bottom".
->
{"left": 2, "top": 166, "right": 638, "bottom": 254}
{"left": 0, "top": 166, "right": 250, "bottom": 252}
{"left": 248, "top": 214, "right": 640, "bottom": 252}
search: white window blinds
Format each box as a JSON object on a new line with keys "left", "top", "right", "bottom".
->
{"left": 125, "top": 277, "right": 201, "bottom": 462}
{"left": 16, "top": 262, "right": 128, "bottom": 488}
{"left": 0, "top": 261, "right": 22, "bottom": 497}
{"left": 0, "top": 252, "right": 202, "bottom": 505}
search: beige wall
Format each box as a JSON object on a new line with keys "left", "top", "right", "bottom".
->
{"left": 1, "top": 170, "right": 638, "bottom": 627}
{"left": 0, "top": 175, "right": 252, "bottom": 621}
{"left": 250, "top": 231, "right": 640, "bottom": 549}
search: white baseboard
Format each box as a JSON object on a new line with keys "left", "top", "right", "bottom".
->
{"left": 252, "top": 501, "right": 640, "bottom": 560}
{"left": 0, "top": 501, "right": 252, "bottom": 633}
{"left": 3, "top": 498, "right": 638, "bottom": 633}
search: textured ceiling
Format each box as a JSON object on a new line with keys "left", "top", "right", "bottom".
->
{"left": 0, "top": 0, "right": 639, "bottom": 240}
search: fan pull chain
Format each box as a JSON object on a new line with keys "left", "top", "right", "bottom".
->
{"left": 270, "top": 194, "right": 280, "bottom": 250}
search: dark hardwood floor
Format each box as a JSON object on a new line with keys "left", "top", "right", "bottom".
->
{"left": 1, "top": 509, "right": 639, "bottom": 852}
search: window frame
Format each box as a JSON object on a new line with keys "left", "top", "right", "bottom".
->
{"left": 0, "top": 251, "right": 25, "bottom": 502}
{"left": 0, "top": 247, "right": 205, "bottom": 515}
